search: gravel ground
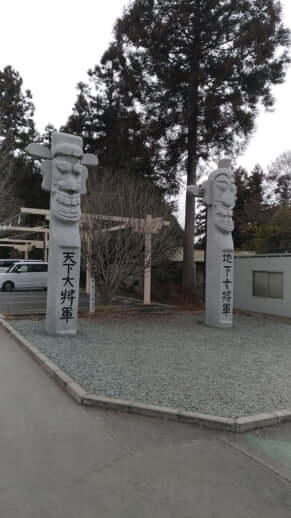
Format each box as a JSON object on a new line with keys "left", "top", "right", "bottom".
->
{"left": 11, "top": 312, "right": 291, "bottom": 417}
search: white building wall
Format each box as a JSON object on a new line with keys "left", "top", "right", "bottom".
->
{"left": 234, "top": 255, "right": 291, "bottom": 318}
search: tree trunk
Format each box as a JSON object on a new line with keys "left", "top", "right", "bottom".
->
{"left": 182, "top": 81, "right": 199, "bottom": 301}
{"left": 98, "top": 283, "right": 114, "bottom": 305}
{"left": 182, "top": 3, "right": 201, "bottom": 302}
{"left": 182, "top": 151, "right": 198, "bottom": 300}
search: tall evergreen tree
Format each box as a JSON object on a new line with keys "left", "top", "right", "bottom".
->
{"left": 112, "top": 0, "right": 290, "bottom": 298}
{"left": 232, "top": 167, "right": 250, "bottom": 249}
{"left": 0, "top": 66, "right": 48, "bottom": 216}
{"left": 254, "top": 206, "right": 291, "bottom": 253}
{"left": 196, "top": 165, "right": 271, "bottom": 250}
{"left": 0, "top": 66, "right": 35, "bottom": 155}
{"left": 64, "top": 50, "right": 163, "bottom": 189}
{"left": 233, "top": 165, "right": 270, "bottom": 249}
{"left": 63, "top": 82, "right": 94, "bottom": 152}
{"left": 194, "top": 200, "right": 207, "bottom": 249}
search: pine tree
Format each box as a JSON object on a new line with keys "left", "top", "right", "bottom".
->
{"left": 254, "top": 206, "right": 291, "bottom": 253}
{"left": 233, "top": 165, "right": 271, "bottom": 249}
{"left": 194, "top": 166, "right": 271, "bottom": 250}
{"left": 113, "top": 0, "right": 290, "bottom": 298}
{"left": 64, "top": 50, "right": 163, "bottom": 190}
{"left": 194, "top": 200, "right": 207, "bottom": 249}
{"left": 0, "top": 66, "right": 48, "bottom": 216}
{"left": 0, "top": 66, "right": 35, "bottom": 155}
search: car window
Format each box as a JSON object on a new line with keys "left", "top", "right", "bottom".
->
{"left": 0, "top": 260, "right": 15, "bottom": 268}
{"left": 28, "top": 264, "right": 48, "bottom": 272}
{"left": 14, "top": 264, "right": 29, "bottom": 273}
{"left": 7, "top": 264, "right": 16, "bottom": 272}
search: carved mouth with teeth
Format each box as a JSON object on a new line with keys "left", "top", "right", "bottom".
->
{"left": 51, "top": 191, "right": 81, "bottom": 222}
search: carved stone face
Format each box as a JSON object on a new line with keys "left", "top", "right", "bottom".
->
{"left": 51, "top": 155, "right": 87, "bottom": 223}
{"left": 26, "top": 131, "right": 97, "bottom": 227}
{"left": 212, "top": 170, "right": 237, "bottom": 233}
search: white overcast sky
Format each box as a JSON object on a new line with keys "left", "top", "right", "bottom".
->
{"left": 1, "top": 0, "right": 291, "bottom": 223}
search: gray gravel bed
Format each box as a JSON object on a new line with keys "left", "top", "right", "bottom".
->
{"left": 11, "top": 312, "right": 291, "bottom": 417}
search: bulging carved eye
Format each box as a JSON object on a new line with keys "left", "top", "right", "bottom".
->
{"left": 217, "top": 181, "right": 228, "bottom": 191}
{"left": 73, "top": 164, "right": 83, "bottom": 176}
{"left": 56, "top": 160, "right": 71, "bottom": 173}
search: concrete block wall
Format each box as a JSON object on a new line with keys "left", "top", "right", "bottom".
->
{"left": 234, "top": 255, "right": 291, "bottom": 318}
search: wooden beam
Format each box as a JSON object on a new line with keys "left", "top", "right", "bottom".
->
{"left": 0, "top": 238, "right": 44, "bottom": 246}
{"left": 21, "top": 207, "right": 170, "bottom": 232}
{"left": 20, "top": 207, "right": 49, "bottom": 216}
{"left": 0, "top": 244, "right": 32, "bottom": 252}
{"left": 82, "top": 213, "right": 144, "bottom": 225}
{"left": 0, "top": 225, "right": 48, "bottom": 233}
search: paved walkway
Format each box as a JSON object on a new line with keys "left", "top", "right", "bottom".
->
{"left": 1, "top": 325, "right": 291, "bottom": 518}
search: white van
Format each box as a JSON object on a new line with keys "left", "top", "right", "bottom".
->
{"left": 0, "top": 261, "right": 48, "bottom": 291}
{"left": 0, "top": 259, "right": 42, "bottom": 273}
{"left": 0, "top": 259, "right": 22, "bottom": 273}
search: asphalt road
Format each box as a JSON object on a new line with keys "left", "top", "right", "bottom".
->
{"left": 1, "top": 324, "right": 291, "bottom": 518}
{"left": 0, "top": 290, "right": 90, "bottom": 314}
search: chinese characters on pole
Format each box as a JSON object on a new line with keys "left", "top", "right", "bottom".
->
{"left": 221, "top": 251, "right": 233, "bottom": 323}
{"left": 59, "top": 251, "right": 77, "bottom": 323}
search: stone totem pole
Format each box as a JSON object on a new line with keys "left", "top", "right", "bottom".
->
{"left": 26, "top": 132, "right": 98, "bottom": 335}
{"left": 188, "top": 159, "right": 237, "bottom": 328}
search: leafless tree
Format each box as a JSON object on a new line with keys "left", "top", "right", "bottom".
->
{"left": 81, "top": 170, "right": 181, "bottom": 304}
{"left": 267, "top": 151, "right": 291, "bottom": 207}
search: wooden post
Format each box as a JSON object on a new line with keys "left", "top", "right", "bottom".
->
{"left": 85, "top": 234, "right": 91, "bottom": 295}
{"left": 86, "top": 261, "right": 91, "bottom": 295}
{"left": 89, "top": 277, "right": 96, "bottom": 313}
{"left": 144, "top": 214, "right": 152, "bottom": 305}
{"left": 44, "top": 230, "right": 48, "bottom": 261}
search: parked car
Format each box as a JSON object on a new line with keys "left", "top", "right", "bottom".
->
{"left": 0, "top": 261, "right": 48, "bottom": 291}
{"left": 0, "top": 259, "right": 42, "bottom": 273}
{"left": 0, "top": 259, "right": 22, "bottom": 273}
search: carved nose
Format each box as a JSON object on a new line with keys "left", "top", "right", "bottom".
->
{"left": 222, "top": 190, "right": 233, "bottom": 207}
{"left": 59, "top": 177, "right": 79, "bottom": 194}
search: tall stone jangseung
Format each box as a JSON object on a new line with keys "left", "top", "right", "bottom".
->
{"left": 203, "top": 159, "right": 237, "bottom": 328}
{"left": 26, "top": 132, "right": 98, "bottom": 335}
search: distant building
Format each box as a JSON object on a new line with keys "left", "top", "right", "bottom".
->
{"left": 234, "top": 253, "right": 291, "bottom": 318}
{"left": 171, "top": 248, "right": 255, "bottom": 292}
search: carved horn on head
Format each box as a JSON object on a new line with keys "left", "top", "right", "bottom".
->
{"left": 81, "top": 154, "right": 99, "bottom": 168}
{"left": 203, "top": 178, "right": 213, "bottom": 206}
{"left": 41, "top": 161, "right": 53, "bottom": 192}
{"left": 26, "top": 143, "right": 51, "bottom": 160}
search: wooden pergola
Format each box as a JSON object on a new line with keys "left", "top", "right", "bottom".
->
{"left": 0, "top": 207, "right": 169, "bottom": 305}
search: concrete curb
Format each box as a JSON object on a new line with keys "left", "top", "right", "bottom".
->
{"left": 0, "top": 318, "right": 88, "bottom": 405}
{"left": 2, "top": 317, "right": 291, "bottom": 434}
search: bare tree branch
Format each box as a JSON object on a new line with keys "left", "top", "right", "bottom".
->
{"left": 81, "top": 170, "right": 180, "bottom": 303}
